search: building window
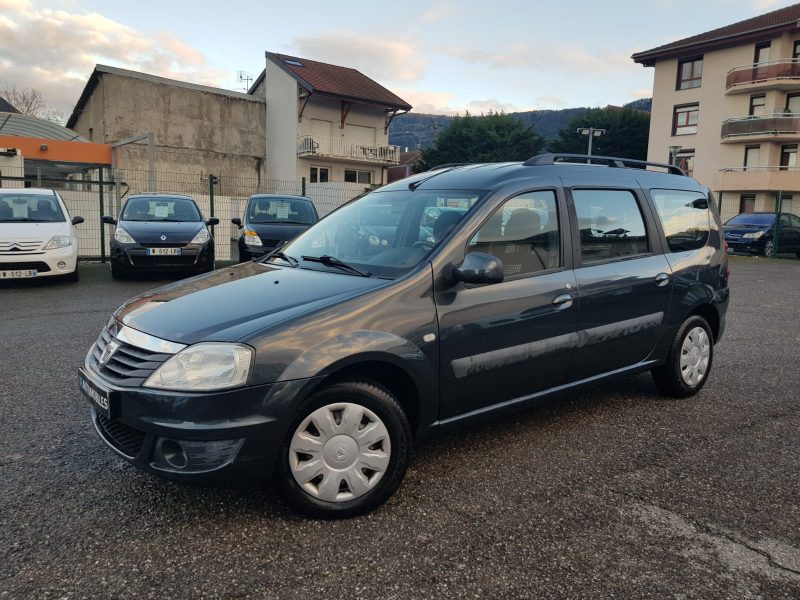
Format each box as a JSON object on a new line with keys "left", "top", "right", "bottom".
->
{"left": 673, "top": 104, "right": 699, "bottom": 136}
{"left": 793, "top": 41, "right": 800, "bottom": 59}
{"left": 780, "top": 145, "right": 798, "bottom": 169}
{"left": 739, "top": 194, "right": 755, "bottom": 213}
{"left": 310, "top": 166, "right": 329, "bottom": 183}
{"left": 344, "top": 169, "right": 372, "bottom": 184}
{"left": 786, "top": 93, "right": 800, "bottom": 114}
{"left": 672, "top": 149, "right": 695, "bottom": 176}
{"left": 744, "top": 145, "right": 761, "bottom": 171}
{"left": 749, "top": 94, "right": 766, "bottom": 116}
{"left": 754, "top": 42, "right": 771, "bottom": 65}
{"left": 677, "top": 57, "right": 703, "bottom": 89}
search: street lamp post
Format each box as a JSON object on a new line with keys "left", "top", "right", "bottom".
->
{"left": 577, "top": 127, "right": 606, "bottom": 157}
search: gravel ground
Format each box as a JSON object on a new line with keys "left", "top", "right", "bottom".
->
{"left": 1, "top": 257, "right": 799, "bottom": 599}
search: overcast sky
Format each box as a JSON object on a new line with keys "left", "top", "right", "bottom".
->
{"left": 0, "top": 0, "right": 793, "bottom": 117}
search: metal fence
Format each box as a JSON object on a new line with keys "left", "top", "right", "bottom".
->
{"left": 0, "top": 165, "right": 369, "bottom": 261}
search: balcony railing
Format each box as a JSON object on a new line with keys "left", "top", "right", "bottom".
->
{"left": 726, "top": 59, "right": 800, "bottom": 90}
{"left": 720, "top": 113, "right": 800, "bottom": 140}
{"left": 297, "top": 135, "right": 400, "bottom": 165}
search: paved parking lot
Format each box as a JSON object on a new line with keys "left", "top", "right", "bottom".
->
{"left": 1, "top": 258, "right": 799, "bottom": 599}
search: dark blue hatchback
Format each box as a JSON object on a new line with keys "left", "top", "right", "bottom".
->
{"left": 724, "top": 212, "right": 800, "bottom": 257}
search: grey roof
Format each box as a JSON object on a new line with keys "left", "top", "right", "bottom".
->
{"left": 67, "top": 64, "right": 264, "bottom": 129}
{"left": 0, "top": 98, "right": 19, "bottom": 113}
{"left": 0, "top": 112, "right": 87, "bottom": 141}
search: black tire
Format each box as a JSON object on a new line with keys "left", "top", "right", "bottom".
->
{"left": 276, "top": 379, "right": 412, "bottom": 519}
{"left": 110, "top": 263, "right": 127, "bottom": 280}
{"left": 652, "top": 315, "right": 714, "bottom": 398}
{"left": 64, "top": 266, "right": 79, "bottom": 282}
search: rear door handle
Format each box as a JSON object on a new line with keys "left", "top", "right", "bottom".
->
{"left": 655, "top": 272, "right": 670, "bottom": 287}
{"left": 552, "top": 293, "right": 574, "bottom": 309}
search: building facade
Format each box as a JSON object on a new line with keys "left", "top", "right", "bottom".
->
{"left": 633, "top": 4, "right": 800, "bottom": 220}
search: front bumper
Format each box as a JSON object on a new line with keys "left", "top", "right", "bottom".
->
{"left": 111, "top": 241, "right": 214, "bottom": 272}
{"left": 0, "top": 245, "right": 78, "bottom": 278}
{"left": 724, "top": 236, "right": 766, "bottom": 254}
{"left": 79, "top": 365, "right": 323, "bottom": 482}
{"left": 237, "top": 238, "right": 279, "bottom": 262}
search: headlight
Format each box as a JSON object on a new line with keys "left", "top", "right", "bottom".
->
{"left": 114, "top": 227, "right": 136, "bottom": 244}
{"left": 190, "top": 228, "right": 210, "bottom": 245}
{"left": 43, "top": 235, "right": 72, "bottom": 249}
{"left": 243, "top": 229, "right": 262, "bottom": 246}
{"left": 144, "top": 343, "right": 253, "bottom": 391}
{"left": 742, "top": 231, "right": 765, "bottom": 239}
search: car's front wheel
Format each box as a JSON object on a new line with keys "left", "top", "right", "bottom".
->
{"left": 110, "top": 262, "right": 127, "bottom": 280}
{"left": 652, "top": 315, "right": 714, "bottom": 398}
{"left": 764, "top": 239, "right": 774, "bottom": 257}
{"left": 276, "top": 379, "right": 411, "bottom": 519}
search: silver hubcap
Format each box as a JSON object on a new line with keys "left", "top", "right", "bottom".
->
{"left": 680, "top": 326, "right": 711, "bottom": 387}
{"left": 289, "top": 402, "right": 391, "bottom": 503}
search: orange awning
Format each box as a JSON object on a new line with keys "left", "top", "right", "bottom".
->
{"left": 0, "top": 135, "right": 112, "bottom": 165}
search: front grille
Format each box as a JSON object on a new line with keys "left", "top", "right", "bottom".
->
{"left": 0, "top": 261, "right": 51, "bottom": 272}
{"left": 0, "top": 241, "right": 42, "bottom": 252}
{"left": 89, "top": 326, "right": 171, "bottom": 387}
{"left": 95, "top": 412, "right": 146, "bottom": 458}
{"left": 260, "top": 239, "right": 280, "bottom": 247}
{"left": 130, "top": 255, "right": 197, "bottom": 266}
{"left": 140, "top": 242, "right": 188, "bottom": 248}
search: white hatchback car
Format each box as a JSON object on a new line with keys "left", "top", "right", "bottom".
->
{"left": 0, "top": 188, "right": 84, "bottom": 282}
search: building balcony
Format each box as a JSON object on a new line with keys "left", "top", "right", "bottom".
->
{"left": 715, "top": 167, "right": 800, "bottom": 192}
{"left": 720, "top": 114, "right": 800, "bottom": 143}
{"left": 726, "top": 59, "right": 800, "bottom": 94}
{"left": 297, "top": 135, "right": 400, "bottom": 165}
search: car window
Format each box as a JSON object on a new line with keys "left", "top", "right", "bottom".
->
{"left": 790, "top": 214, "right": 800, "bottom": 228}
{"left": 282, "top": 189, "right": 485, "bottom": 279}
{"left": 0, "top": 193, "right": 65, "bottom": 223}
{"left": 650, "top": 189, "right": 710, "bottom": 252}
{"left": 468, "top": 190, "right": 560, "bottom": 277}
{"left": 572, "top": 189, "right": 649, "bottom": 263}
{"left": 122, "top": 197, "right": 201, "bottom": 222}
{"left": 247, "top": 197, "right": 315, "bottom": 224}
{"left": 779, "top": 214, "right": 791, "bottom": 227}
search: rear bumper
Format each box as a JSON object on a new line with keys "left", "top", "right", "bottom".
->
{"left": 0, "top": 245, "right": 77, "bottom": 277}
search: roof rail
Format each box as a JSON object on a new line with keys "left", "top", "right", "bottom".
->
{"left": 523, "top": 153, "right": 686, "bottom": 176}
{"left": 425, "top": 163, "right": 473, "bottom": 172}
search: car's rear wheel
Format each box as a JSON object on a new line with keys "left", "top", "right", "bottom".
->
{"left": 276, "top": 379, "right": 411, "bottom": 519}
{"left": 652, "top": 315, "right": 714, "bottom": 398}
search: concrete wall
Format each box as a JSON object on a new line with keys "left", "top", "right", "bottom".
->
{"left": 71, "top": 73, "right": 267, "bottom": 181}
{"left": 646, "top": 31, "right": 800, "bottom": 198}
{"left": 264, "top": 63, "right": 298, "bottom": 181}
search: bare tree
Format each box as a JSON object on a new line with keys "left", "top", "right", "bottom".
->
{"left": 0, "top": 83, "right": 66, "bottom": 125}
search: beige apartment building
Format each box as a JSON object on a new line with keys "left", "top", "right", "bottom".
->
{"left": 633, "top": 4, "right": 800, "bottom": 221}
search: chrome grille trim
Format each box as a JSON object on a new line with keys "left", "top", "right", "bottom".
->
{"left": 110, "top": 321, "right": 187, "bottom": 354}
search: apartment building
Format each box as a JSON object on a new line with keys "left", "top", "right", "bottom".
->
{"left": 250, "top": 53, "right": 411, "bottom": 186}
{"left": 633, "top": 4, "right": 800, "bottom": 220}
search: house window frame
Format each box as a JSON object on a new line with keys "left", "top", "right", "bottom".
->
{"left": 310, "top": 166, "right": 330, "bottom": 184}
{"left": 749, "top": 94, "right": 767, "bottom": 116}
{"left": 676, "top": 56, "right": 703, "bottom": 90}
{"left": 780, "top": 144, "right": 798, "bottom": 169}
{"left": 673, "top": 149, "right": 695, "bottom": 176}
{"left": 793, "top": 41, "right": 800, "bottom": 59}
{"left": 754, "top": 41, "right": 771, "bottom": 64}
{"left": 786, "top": 93, "right": 800, "bottom": 114}
{"left": 744, "top": 145, "right": 761, "bottom": 171}
{"left": 672, "top": 103, "right": 699, "bottom": 136}
{"left": 739, "top": 194, "right": 756, "bottom": 214}
{"left": 344, "top": 169, "right": 372, "bottom": 185}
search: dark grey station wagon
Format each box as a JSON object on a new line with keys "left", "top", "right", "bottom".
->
{"left": 79, "top": 154, "right": 730, "bottom": 518}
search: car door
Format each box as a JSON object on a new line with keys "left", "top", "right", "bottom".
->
{"left": 567, "top": 187, "right": 673, "bottom": 381}
{"left": 435, "top": 188, "right": 578, "bottom": 420}
{"left": 776, "top": 213, "right": 800, "bottom": 252}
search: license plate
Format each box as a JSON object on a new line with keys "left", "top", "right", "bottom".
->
{"left": 146, "top": 248, "right": 181, "bottom": 256}
{"left": 79, "top": 370, "right": 116, "bottom": 419}
{"left": 0, "top": 269, "right": 37, "bottom": 279}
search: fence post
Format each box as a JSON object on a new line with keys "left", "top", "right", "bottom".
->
{"left": 773, "top": 190, "right": 783, "bottom": 258}
{"left": 208, "top": 174, "right": 216, "bottom": 235}
{"left": 99, "top": 167, "right": 106, "bottom": 263}
{"left": 302, "top": 176, "right": 306, "bottom": 197}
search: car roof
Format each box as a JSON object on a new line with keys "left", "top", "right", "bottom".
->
{"left": 0, "top": 188, "right": 58, "bottom": 196}
{"left": 379, "top": 159, "right": 707, "bottom": 194}
{"left": 248, "top": 194, "right": 313, "bottom": 202}
{"left": 127, "top": 193, "right": 195, "bottom": 200}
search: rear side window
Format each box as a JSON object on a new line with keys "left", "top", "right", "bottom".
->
{"left": 572, "top": 189, "right": 648, "bottom": 263}
{"left": 469, "top": 190, "right": 560, "bottom": 277}
{"left": 651, "top": 189, "right": 710, "bottom": 252}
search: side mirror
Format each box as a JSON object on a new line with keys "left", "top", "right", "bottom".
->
{"left": 206, "top": 217, "right": 220, "bottom": 226}
{"left": 71, "top": 216, "right": 84, "bottom": 225}
{"left": 101, "top": 215, "right": 117, "bottom": 226}
{"left": 452, "top": 252, "right": 504, "bottom": 285}
{"left": 231, "top": 218, "right": 242, "bottom": 228}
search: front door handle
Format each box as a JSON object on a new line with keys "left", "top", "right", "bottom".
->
{"left": 552, "top": 293, "right": 574, "bottom": 309}
{"left": 655, "top": 272, "right": 670, "bottom": 287}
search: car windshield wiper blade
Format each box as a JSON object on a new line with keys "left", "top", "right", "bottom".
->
{"left": 301, "top": 255, "right": 371, "bottom": 277}
{"left": 260, "top": 247, "right": 298, "bottom": 267}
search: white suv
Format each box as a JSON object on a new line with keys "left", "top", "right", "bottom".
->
{"left": 0, "top": 188, "right": 84, "bottom": 282}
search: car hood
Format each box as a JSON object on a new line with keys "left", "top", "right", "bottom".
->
{"left": 119, "top": 220, "right": 205, "bottom": 245}
{"left": 245, "top": 222, "right": 311, "bottom": 244}
{"left": 115, "top": 261, "right": 389, "bottom": 344}
{"left": 0, "top": 221, "right": 69, "bottom": 242}
{"left": 723, "top": 224, "right": 771, "bottom": 235}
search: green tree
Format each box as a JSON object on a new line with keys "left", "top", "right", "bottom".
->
{"left": 415, "top": 112, "right": 545, "bottom": 172}
{"left": 549, "top": 108, "right": 650, "bottom": 160}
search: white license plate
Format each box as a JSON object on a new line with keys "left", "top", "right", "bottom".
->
{"left": 146, "top": 248, "right": 181, "bottom": 256}
{"left": 0, "top": 269, "right": 37, "bottom": 279}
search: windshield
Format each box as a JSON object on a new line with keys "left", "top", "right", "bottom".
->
{"left": 726, "top": 213, "right": 775, "bottom": 227}
{"left": 280, "top": 189, "right": 485, "bottom": 278}
{"left": 122, "top": 197, "right": 201, "bottom": 222}
{"left": 247, "top": 196, "right": 315, "bottom": 224}
{"left": 0, "top": 193, "right": 65, "bottom": 223}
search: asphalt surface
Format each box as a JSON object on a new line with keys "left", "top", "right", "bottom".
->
{"left": 1, "top": 257, "right": 799, "bottom": 599}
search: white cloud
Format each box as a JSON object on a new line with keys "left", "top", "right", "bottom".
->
{"left": 0, "top": 0, "right": 227, "bottom": 114}
{"left": 289, "top": 33, "right": 426, "bottom": 83}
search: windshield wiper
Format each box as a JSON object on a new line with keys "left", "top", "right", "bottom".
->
{"left": 259, "top": 246, "right": 298, "bottom": 267}
{"left": 301, "top": 255, "right": 371, "bottom": 277}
